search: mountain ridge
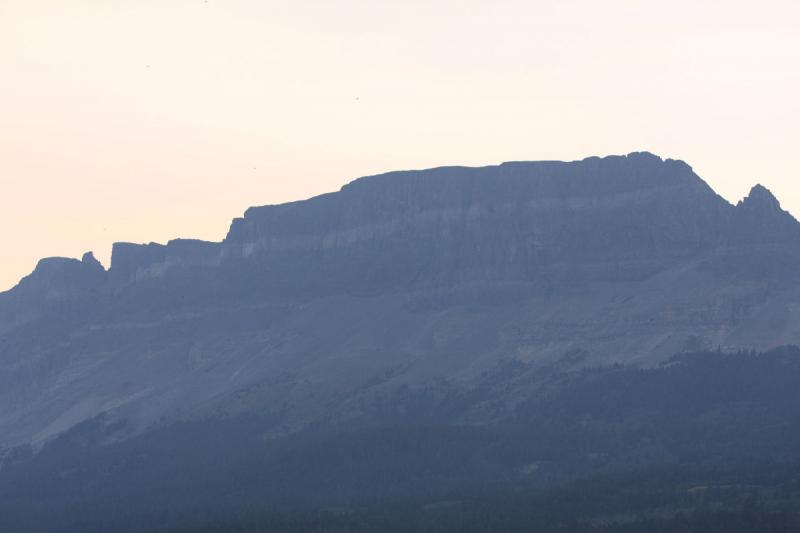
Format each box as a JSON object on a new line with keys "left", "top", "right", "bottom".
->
{"left": 5, "top": 151, "right": 789, "bottom": 295}
{"left": 2, "top": 151, "right": 800, "bottom": 451}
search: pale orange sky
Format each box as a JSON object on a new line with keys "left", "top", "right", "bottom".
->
{"left": 1, "top": 0, "right": 799, "bottom": 290}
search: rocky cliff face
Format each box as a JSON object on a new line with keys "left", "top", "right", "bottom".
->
{"left": 108, "top": 239, "right": 221, "bottom": 285}
{"left": 1, "top": 152, "right": 799, "bottom": 449}
{"left": 222, "top": 153, "right": 732, "bottom": 289}
{"left": 732, "top": 184, "right": 800, "bottom": 245}
{"left": 0, "top": 252, "right": 106, "bottom": 335}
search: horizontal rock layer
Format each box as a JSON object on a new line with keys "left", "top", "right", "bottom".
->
{"left": 1, "top": 152, "right": 799, "bottom": 449}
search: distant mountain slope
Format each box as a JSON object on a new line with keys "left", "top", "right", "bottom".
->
{"left": 2, "top": 347, "right": 800, "bottom": 533}
{"left": 2, "top": 152, "right": 800, "bottom": 450}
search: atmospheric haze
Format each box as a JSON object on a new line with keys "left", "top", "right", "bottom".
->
{"left": 1, "top": 0, "right": 799, "bottom": 290}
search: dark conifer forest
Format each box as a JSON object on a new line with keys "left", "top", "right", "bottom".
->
{"left": 2, "top": 347, "right": 800, "bottom": 532}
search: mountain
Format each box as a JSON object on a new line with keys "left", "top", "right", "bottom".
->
{"left": 2, "top": 152, "right": 800, "bottom": 451}
{"left": 3, "top": 152, "right": 800, "bottom": 531}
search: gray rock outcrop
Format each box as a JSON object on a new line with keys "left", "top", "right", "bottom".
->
{"left": 1, "top": 152, "right": 799, "bottom": 449}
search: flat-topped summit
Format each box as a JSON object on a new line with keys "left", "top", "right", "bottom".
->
{"left": 2, "top": 151, "right": 800, "bottom": 452}
{"left": 335, "top": 152, "right": 703, "bottom": 200}
{"left": 18, "top": 252, "right": 105, "bottom": 292}
{"left": 224, "top": 153, "right": 726, "bottom": 274}
{"left": 5, "top": 152, "right": 798, "bottom": 295}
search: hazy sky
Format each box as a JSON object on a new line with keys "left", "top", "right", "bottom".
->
{"left": 1, "top": 1, "right": 799, "bottom": 290}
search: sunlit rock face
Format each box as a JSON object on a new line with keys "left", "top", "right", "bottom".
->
{"left": 2, "top": 152, "right": 800, "bottom": 449}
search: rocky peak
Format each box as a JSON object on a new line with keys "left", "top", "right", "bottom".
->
{"left": 732, "top": 184, "right": 800, "bottom": 245}
{"left": 737, "top": 184, "right": 783, "bottom": 213}
{"left": 81, "top": 251, "right": 105, "bottom": 273}
{"left": 26, "top": 254, "right": 104, "bottom": 287}
{"left": 4, "top": 253, "right": 106, "bottom": 310}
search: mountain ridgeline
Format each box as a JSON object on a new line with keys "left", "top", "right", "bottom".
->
{"left": 2, "top": 152, "right": 800, "bottom": 531}
{"left": 11, "top": 152, "right": 799, "bottom": 294}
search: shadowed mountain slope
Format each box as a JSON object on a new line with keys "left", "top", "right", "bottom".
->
{"left": 1, "top": 152, "right": 800, "bottom": 450}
